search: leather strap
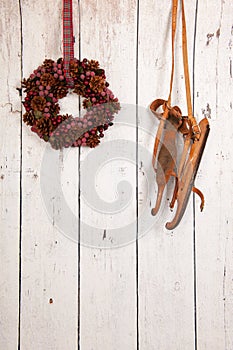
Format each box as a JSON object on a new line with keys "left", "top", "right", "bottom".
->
{"left": 181, "top": 0, "right": 192, "bottom": 117}
{"left": 181, "top": 0, "right": 200, "bottom": 136}
{"left": 167, "top": 0, "right": 199, "bottom": 135}
{"left": 167, "top": 0, "right": 178, "bottom": 109}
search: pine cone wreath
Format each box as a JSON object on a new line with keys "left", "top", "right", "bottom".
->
{"left": 20, "top": 57, "right": 120, "bottom": 149}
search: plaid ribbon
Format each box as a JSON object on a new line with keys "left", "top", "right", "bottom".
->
{"left": 63, "top": 0, "right": 74, "bottom": 87}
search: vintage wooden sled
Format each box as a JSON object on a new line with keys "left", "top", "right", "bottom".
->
{"left": 150, "top": 0, "right": 210, "bottom": 230}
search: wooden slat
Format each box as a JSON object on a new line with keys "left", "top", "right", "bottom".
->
{"left": 19, "top": 1, "right": 79, "bottom": 349}
{"left": 79, "top": 0, "right": 138, "bottom": 348}
{"left": 194, "top": 0, "right": 233, "bottom": 349}
{"left": 0, "top": 1, "right": 21, "bottom": 348}
{"left": 137, "top": 1, "right": 197, "bottom": 348}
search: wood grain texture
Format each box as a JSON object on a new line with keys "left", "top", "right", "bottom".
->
{"left": 0, "top": 1, "right": 21, "bottom": 348}
{"left": 137, "top": 1, "right": 197, "bottom": 349}
{"left": 194, "top": 1, "right": 233, "bottom": 349}
{"left": 19, "top": 1, "right": 79, "bottom": 349}
{"left": 79, "top": 0, "right": 137, "bottom": 349}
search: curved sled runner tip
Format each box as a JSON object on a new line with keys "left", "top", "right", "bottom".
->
{"left": 165, "top": 117, "right": 210, "bottom": 230}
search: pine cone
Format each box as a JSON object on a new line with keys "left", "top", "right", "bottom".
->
{"left": 89, "top": 76, "right": 105, "bottom": 93}
{"left": 69, "top": 59, "right": 80, "bottom": 75}
{"left": 82, "top": 99, "right": 92, "bottom": 109}
{"left": 53, "top": 85, "right": 68, "bottom": 99}
{"left": 22, "top": 78, "right": 28, "bottom": 89}
{"left": 74, "top": 83, "right": 86, "bottom": 96}
{"left": 50, "top": 103, "right": 60, "bottom": 116}
{"left": 36, "top": 117, "right": 53, "bottom": 136}
{"left": 87, "top": 60, "right": 100, "bottom": 71}
{"left": 31, "top": 96, "right": 47, "bottom": 111}
{"left": 23, "top": 111, "right": 36, "bottom": 126}
{"left": 40, "top": 73, "right": 55, "bottom": 87}
{"left": 22, "top": 78, "right": 37, "bottom": 92}
{"left": 43, "top": 59, "right": 54, "bottom": 71}
{"left": 86, "top": 133, "right": 100, "bottom": 148}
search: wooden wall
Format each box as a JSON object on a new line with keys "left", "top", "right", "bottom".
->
{"left": 0, "top": 0, "right": 233, "bottom": 349}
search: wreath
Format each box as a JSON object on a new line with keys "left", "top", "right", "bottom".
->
{"left": 22, "top": 58, "right": 120, "bottom": 149}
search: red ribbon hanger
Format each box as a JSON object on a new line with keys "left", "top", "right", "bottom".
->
{"left": 63, "top": 0, "right": 75, "bottom": 87}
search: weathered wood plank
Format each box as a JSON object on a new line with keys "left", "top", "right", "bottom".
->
{"left": 194, "top": 1, "right": 233, "bottom": 349}
{"left": 138, "top": 1, "right": 197, "bottom": 348}
{"left": 19, "top": 1, "right": 79, "bottom": 349}
{"left": 79, "top": 0, "right": 138, "bottom": 348}
{"left": 0, "top": 1, "right": 21, "bottom": 348}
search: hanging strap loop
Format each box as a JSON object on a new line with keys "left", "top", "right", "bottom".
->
{"left": 167, "top": 0, "right": 178, "bottom": 109}
{"left": 167, "top": 0, "right": 200, "bottom": 137}
{"left": 63, "top": 0, "right": 75, "bottom": 87}
{"left": 181, "top": 0, "right": 192, "bottom": 118}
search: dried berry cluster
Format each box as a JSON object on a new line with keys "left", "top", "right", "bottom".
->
{"left": 22, "top": 58, "right": 120, "bottom": 149}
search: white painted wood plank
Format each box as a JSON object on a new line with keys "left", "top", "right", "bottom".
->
{"left": 138, "top": 1, "right": 197, "bottom": 348}
{"left": 0, "top": 1, "right": 21, "bottom": 348}
{"left": 194, "top": 1, "right": 233, "bottom": 349}
{"left": 20, "top": 1, "right": 80, "bottom": 349}
{"left": 79, "top": 0, "right": 137, "bottom": 348}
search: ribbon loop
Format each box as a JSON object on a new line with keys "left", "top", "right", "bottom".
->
{"left": 63, "top": 0, "right": 75, "bottom": 87}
